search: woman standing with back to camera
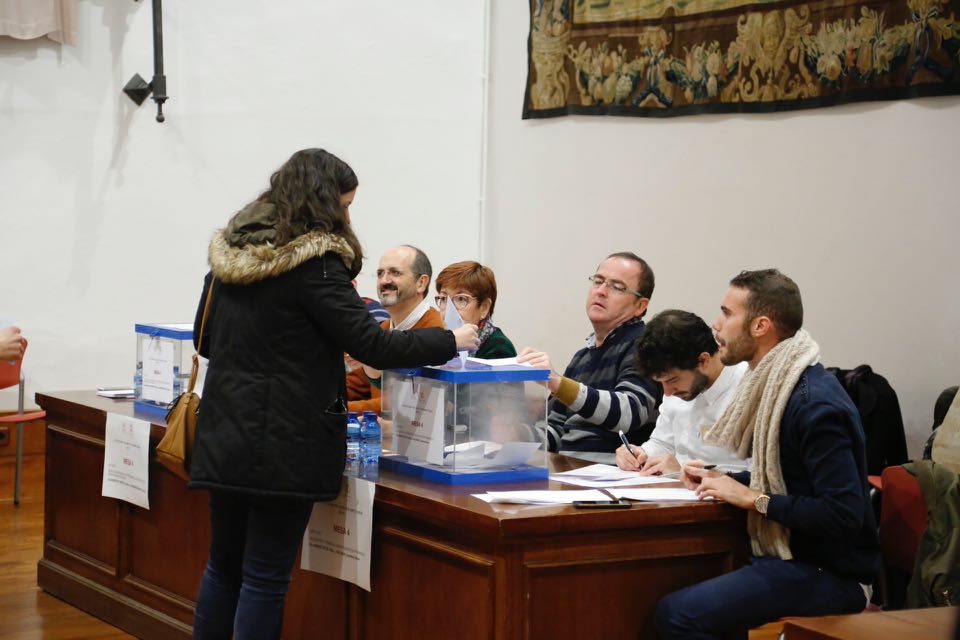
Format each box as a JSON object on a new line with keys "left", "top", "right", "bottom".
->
{"left": 188, "top": 148, "right": 478, "bottom": 639}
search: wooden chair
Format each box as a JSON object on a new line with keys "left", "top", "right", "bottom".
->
{"left": 0, "top": 341, "right": 46, "bottom": 505}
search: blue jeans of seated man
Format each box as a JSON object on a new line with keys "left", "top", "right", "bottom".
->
{"left": 655, "top": 556, "right": 867, "bottom": 640}
{"left": 193, "top": 491, "right": 314, "bottom": 640}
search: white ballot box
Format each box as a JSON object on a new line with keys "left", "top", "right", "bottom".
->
{"left": 134, "top": 323, "right": 194, "bottom": 418}
{"left": 379, "top": 359, "right": 550, "bottom": 484}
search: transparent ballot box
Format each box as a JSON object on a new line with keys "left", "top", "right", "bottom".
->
{"left": 379, "top": 360, "right": 550, "bottom": 485}
{"left": 134, "top": 323, "right": 194, "bottom": 418}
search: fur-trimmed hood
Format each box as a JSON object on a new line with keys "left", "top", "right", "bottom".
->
{"left": 208, "top": 202, "right": 355, "bottom": 285}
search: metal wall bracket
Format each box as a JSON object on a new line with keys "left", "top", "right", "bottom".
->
{"left": 122, "top": 0, "right": 168, "bottom": 122}
{"left": 122, "top": 73, "right": 152, "bottom": 105}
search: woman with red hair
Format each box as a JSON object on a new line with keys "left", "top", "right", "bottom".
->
{"left": 435, "top": 261, "right": 516, "bottom": 359}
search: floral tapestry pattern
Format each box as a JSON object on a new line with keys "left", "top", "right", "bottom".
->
{"left": 524, "top": 0, "right": 960, "bottom": 117}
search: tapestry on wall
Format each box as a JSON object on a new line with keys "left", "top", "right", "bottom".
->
{"left": 523, "top": 0, "right": 960, "bottom": 117}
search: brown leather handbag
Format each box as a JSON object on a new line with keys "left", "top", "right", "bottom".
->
{"left": 156, "top": 282, "right": 213, "bottom": 481}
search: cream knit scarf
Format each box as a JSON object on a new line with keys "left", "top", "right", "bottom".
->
{"left": 702, "top": 329, "right": 820, "bottom": 560}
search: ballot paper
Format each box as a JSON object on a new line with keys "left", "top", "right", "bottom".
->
{"left": 464, "top": 356, "right": 534, "bottom": 367}
{"left": 552, "top": 463, "right": 646, "bottom": 482}
{"left": 443, "top": 296, "right": 468, "bottom": 365}
{"left": 608, "top": 487, "right": 708, "bottom": 502}
{"left": 473, "top": 489, "right": 611, "bottom": 504}
{"left": 449, "top": 441, "right": 541, "bottom": 469}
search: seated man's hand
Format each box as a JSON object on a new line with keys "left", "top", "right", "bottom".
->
{"left": 362, "top": 364, "right": 382, "bottom": 380}
{"left": 683, "top": 461, "right": 759, "bottom": 509}
{"left": 517, "top": 347, "right": 560, "bottom": 393}
{"left": 615, "top": 443, "right": 647, "bottom": 471}
{"left": 681, "top": 459, "right": 719, "bottom": 490}
{"left": 639, "top": 453, "right": 680, "bottom": 476}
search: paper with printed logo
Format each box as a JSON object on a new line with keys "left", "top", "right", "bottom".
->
{"left": 101, "top": 412, "right": 151, "bottom": 509}
{"left": 300, "top": 476, "right": 376, "bottom": 591}
{"left": 392, "top": 379, "right": 445, "bottom": 465}
{"left": 141, "top": 337, "right": 175, "bottom": 404}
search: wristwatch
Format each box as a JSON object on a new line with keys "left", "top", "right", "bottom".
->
{"left": 754, "top": 493, "right": 770, "bottom": 516}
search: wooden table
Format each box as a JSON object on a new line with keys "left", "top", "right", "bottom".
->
{"left": 782, "top": 607, "right": 958, "bottom": 640}
{"left": 37, "top": 391, "right": 748, "bottom": 640}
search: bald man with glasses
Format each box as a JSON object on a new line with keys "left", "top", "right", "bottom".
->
{"left": 518, "top": 252, "right": 661, "bottom": 462}
{"left": 346, "top": 245, "right": 445, "bottom": 415}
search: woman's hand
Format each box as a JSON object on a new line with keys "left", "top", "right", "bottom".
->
{"left": 452, "top": 324, "right": 479, "bottom": 351}
{"left": 0, "top": 327, "right": 25, "bottom": 362}
{"left": 344, "top": 353, "right": 361, "bottom": 372}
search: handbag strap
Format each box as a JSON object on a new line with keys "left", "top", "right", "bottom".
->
{"left": 187, "top": 280, "right": 215, "bottom": 394}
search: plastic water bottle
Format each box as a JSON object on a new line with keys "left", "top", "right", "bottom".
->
{"left": 360, "top": 410, "right": 382, "bottom": 470}
{"left": 345, "top": 412, "right": 362, "bottom": 475}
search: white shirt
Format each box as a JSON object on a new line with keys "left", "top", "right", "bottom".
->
{"left": 390, "top": 296, "right": 432, "bottom": 331}
{"left": 641, "top": 362, "right": 750, "bottom": 472}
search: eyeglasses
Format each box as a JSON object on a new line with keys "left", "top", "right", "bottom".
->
{"left": 587, "top": 274, "right": 645, "bottom": 298}
{"left": 376, "top": 268, "right": 407, "bottom": 279}
{"left": 435, "top": 294, "right": 476, "bottom": 310}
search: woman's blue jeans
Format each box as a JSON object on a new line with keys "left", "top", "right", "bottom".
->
{"left": 192, "top": 490, "right": 314, "bottom": 640}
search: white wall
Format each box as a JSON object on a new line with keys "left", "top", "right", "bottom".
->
{"left": 485, "top": 2, "right": 960, "bottom": 457}
{"left": 3, "top": 1, "right": 957, "bottom": 458}
{"left": 1, "top": 2, "right": 485, "bottom": 406}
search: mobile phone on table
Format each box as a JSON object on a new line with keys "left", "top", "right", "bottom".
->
{"left": 572, "top": 499, "right": 632, "bottom": 509}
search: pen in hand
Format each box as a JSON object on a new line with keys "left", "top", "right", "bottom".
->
{"left": 618, "top": 430, "right": 638, "bottom": 461}
{"left": 664, "top": 465, "right": 716, "bottom": 479}
{"left": 683, "top": 463, "right": 719, "bottom": 485}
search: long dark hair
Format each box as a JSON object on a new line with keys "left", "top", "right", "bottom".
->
{"left": 259, "top": 148, "right": 363, "bottom": 274}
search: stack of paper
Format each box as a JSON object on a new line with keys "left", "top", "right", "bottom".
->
{"left": 473, "top": 489, "right": 611, "bottom": 505}
{"left": 465, "top": 356, "right": 533, "bottom": 368}
{"left": 97, "top": 387, "right": 135, "bottom": 399}
{"left": 608, "top": 488, "right": 708, "bottom": 502}
{"left": 446, "top": 441, "right": 540, "bottom": 469}
{"left": 550, "top": 463, "right": 677, "bottom": 488}
{"left": 472, "top": 486, "right": 711, "bottom": 505}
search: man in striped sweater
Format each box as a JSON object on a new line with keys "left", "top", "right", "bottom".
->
{"left": 519, "top": 252, "right": 661, "bottom": 462}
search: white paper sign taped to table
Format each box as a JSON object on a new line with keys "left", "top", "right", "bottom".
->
{"left": 101, "top": 412, "right": 151, "bottom": 509}
{"left": 300, "top": 476, "right": 376, "bottom": 591}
